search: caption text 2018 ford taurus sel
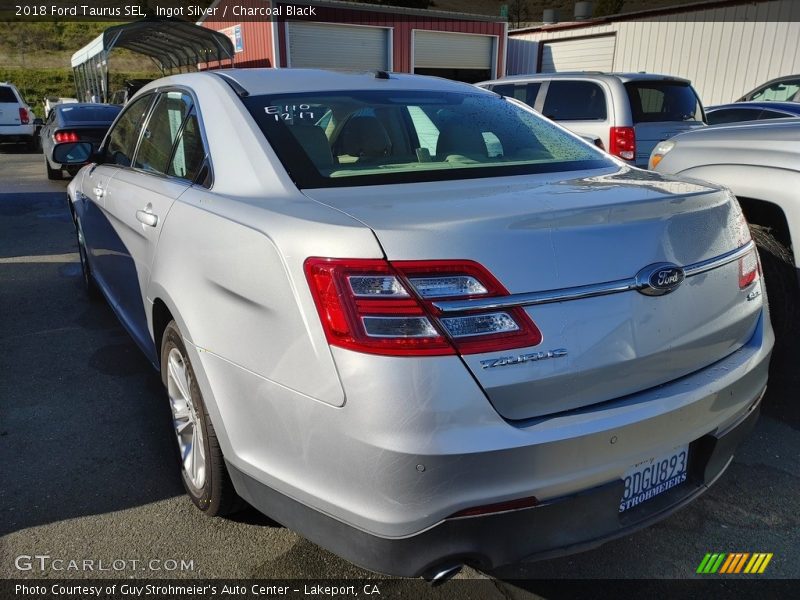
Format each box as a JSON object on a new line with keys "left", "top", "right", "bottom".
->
{"left": 56, "top": 69, "right": 772, "bottom": 580}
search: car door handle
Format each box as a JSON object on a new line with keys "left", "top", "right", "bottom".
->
{"left": 136, "top": 208, "right": 159, "bottom": 227}
{"left": 93, "top": 187, "right": 105, "bottom": 198}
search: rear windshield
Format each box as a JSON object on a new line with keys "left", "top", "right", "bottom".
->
{"left": 60, "top": 105, "right": 121, "bottom": 123}
{"left": 0, "top": 86, "right": 18, "bottom": 103}
{"left": 625, "top": 81, "right": 704, "bottom": 123}
{"left": 243, "top": 90, "right": 611, "bottom": 188}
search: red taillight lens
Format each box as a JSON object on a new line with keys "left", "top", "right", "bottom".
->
{"left": 304, "top": 258, "right": 542, "bottom": 357}
{"left": 732, "top": 204, "right": 760, "bottom": 290}
{"left": 609, "top": 126, "right": 636, "bottom": 161}
{"left": 739, "top": 250, "right": 760, "bottom": 289}
{"left": 54, "top": 131, "right": 80, "bottom": 143}
{"left": 305, "top": 258, "right": 454, "bottom": 356}
{"left": 19, "top": 107, "right": 29, "bottom": 125}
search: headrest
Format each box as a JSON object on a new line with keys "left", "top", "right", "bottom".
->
{"left": 436, "top": 123, "right": 488, "bottom": 159}
{"left": 338, "top": 115, "right": 392, "bottom": 159}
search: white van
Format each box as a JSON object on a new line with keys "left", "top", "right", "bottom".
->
{"left": 0, "top": 82, "right": 37, "bottom": 149}
{"left": 478, "top": 72, "right": 707, "bottom": 167}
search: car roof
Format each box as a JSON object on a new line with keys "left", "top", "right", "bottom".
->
{"left": 707, "top": 101, "right": 800, "bottom": 113}
{"left": 139, "top": 68, "right": 489, "bottom": 97}
{"left": 477, "top": 72, "right": 692, "bottom": 86}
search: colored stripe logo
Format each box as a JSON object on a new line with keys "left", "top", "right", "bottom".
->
{"left": 696, "top": 553, "right": 773, "bottom": 574}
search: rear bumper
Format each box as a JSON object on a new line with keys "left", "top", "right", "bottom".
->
{"left": 0, "top": 124, "right": 35, "bottom": 140}
{"left": 196, "top": 307, "right": 771, "bottom": 577}
{"left": 229, "top": 395, "right": 761, "bottom": 577}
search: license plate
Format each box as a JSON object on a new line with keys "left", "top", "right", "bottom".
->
{"left": 619, "top": 445, "right": 688, "bottom": 513}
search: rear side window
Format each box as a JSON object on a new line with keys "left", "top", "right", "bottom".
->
{"left": 134, "top": 91, "right": 194, "bottom": 174}
{"left": 625, "top": 81, "right": 703, "bottom": 123}
{"left": 491, "top": 83, "right": 541, "bottom": 107}
{"left": 106, "top": 94, "right": 154, "bottom": 167}
{"left": 0, "top": 86, "right": 18, "bottom": 103}
{"left": 706, "top": 107, "right": 762, "bottom": 125}
{"left": 167, "top": 111, "right": 206, "bottom": 181}
{"left": 759, "top": 109, "right": 794, "bottom": 119}
{"left": 542, "top": 81, "right": 607, "bottom": 121}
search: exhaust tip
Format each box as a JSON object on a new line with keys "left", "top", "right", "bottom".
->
{"left": 423, "top": 563, "right": 463, "bottom": 586}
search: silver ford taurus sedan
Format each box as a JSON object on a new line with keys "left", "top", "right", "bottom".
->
{"left": 59, "top": 69, "right": 772, "bottom": 580}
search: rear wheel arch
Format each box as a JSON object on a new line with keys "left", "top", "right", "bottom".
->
{"left": 736, "top": 196, "right": 794, "bottom": 263}
{"left": 152, "top": 298, "right": 174, "bottom": 368}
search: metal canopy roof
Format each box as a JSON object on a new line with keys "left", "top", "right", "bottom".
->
{"left": 71, "top": 17, "right": 235, "bottom": 70}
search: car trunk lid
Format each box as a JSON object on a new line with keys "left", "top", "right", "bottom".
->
{"left": 303, "top": 167, "right": 762, "bottom": 420}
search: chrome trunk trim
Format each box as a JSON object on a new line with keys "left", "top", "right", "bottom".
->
{"left": 432, "top": 241, "right": 756, "bottom": 314}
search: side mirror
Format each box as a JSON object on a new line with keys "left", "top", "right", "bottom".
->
{"left": 33, "top": 118, "right": 44, "bottom": 126}
{"left": 53, "top": 142, "right": 94, "bottom": 165}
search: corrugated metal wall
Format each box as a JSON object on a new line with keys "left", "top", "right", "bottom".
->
{"left": 507, "top": 38, "right": 539, "bottom": 74}
{"left": 508, "top": 0, "right": 800, "bottom": 105}
{"left": 273, "top": 4, "right": 506, "bottom": 75}
{"left": 414, "top": 30, "right": 495, "bottom": 69}
{"left": 286, "top": 22, "right": 390, "bottom": 70}
{"left": 540, "top": 35, "right": 616, "bottom": 72}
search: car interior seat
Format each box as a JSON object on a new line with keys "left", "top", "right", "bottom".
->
{"left": 336, "top": 115, "right": 392, "bottom": 163}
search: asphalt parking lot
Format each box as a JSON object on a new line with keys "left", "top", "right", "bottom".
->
{"left": 0, "top": 146, "right": 798, "bottom": 593}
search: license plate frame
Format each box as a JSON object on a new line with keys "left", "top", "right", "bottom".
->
{"left": 619, "top": 444, "right": 689, "bottom": 513}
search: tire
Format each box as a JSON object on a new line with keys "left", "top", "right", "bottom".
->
{"left": 75, "top": 221, "right": 101, "bottom": 300}
{"left": 160, "top": 321, "right": 243, "bottom": 516}
{"left": 750, "top": 224, "right": 799, "bottom": 353}
{"left": 45, "top": 156, "right": 63, "bottom": 180}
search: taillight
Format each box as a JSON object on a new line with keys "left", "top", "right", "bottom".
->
{"left": 732, "top": 200, "right": 760, "bottom": 290}
{"left": 54, "top": 131, "right": 80, "bottom": 143}
{"left": 19, "top": 107, "right": 29, "bottom": 125}
{"left": 304, "top": 258, "right": 542, "bottom": 357}
{"left": 609, "top": 126, "right": 636, "bottom": 161}
{"left": 739, "top": 250, "right": 760, "bottom": 289}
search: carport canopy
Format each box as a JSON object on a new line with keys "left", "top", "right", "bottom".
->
{"left": 70, "top": 17, "right": 235, "bottom": 103}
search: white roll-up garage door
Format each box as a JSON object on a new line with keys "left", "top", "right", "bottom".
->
{"left": 540, "top": 35, "right": 616, "bottom": 72}
{"left": 413, "top": 30, "right": 494, "bottom": 70}
{"left": 287, "top": 22, "right": 390, "bottom": 70}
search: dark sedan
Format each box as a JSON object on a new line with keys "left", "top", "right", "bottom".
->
{"left": 706, "top": 101, "right": 800, "bottom": 126}
{"left": 41, "top": 103, "right": 121, "bottom": 179}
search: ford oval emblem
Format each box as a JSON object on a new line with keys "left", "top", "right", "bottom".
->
{"left": 635, "top": 263, "right": 685, "bottom": 296}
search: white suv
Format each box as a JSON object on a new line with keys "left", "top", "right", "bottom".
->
{"left": 478, "top": 73, "right": 706, "bottom": 167}
{"left": 0, "top": 82, "right": 37, "bottom": 149}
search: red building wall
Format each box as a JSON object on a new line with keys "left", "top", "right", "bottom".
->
{"left": 203, "top": 0, "right": 274, "bottom": 68}
{"left": 202, "top": 0, "right": 506, "bottom": 75}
